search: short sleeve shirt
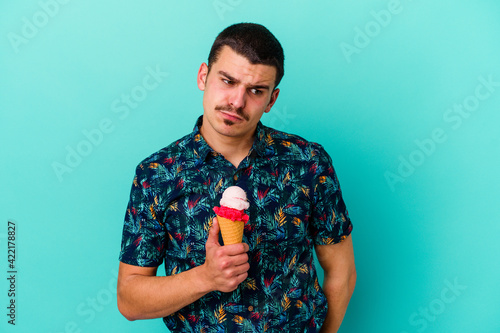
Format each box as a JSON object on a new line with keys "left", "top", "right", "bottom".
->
{"left": 119, "top": 117, "right": 353, "bottom": 332}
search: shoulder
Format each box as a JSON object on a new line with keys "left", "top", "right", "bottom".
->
{"left": 132, "top": 132, "right": 198, "bottom": 183}
{"left": 262, "top": 124, "right": 330, "bottom": 162}
{"left": 137, "top": 132, "right": 195, "bottom": 168}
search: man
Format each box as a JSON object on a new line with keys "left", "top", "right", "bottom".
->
{"left": 117, "top": 23, "right": 356, "bottom": 332}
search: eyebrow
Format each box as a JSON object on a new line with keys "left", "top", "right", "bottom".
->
{"left": 218, "top": 70, "right": 271, "bottom": 91}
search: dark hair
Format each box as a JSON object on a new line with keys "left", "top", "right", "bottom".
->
{"left": 207, "top": 23, "right": 284, "bottom": 89}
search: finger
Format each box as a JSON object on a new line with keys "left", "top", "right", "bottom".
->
{"left": 222, "top": 264, "right": 249, "bottom": 283}
{"left": 233, "top": 262, "right": 250, "bottom": 275}
{"left": 206, "top": 217, "right": 220, "bottom": 247}
{"left": 235, "top": 271, "right": 249, "bottom": 284}
{"left": 221, "top": 242, "right": 249, "bottom": 256}
{"left": 230, "top": 253, "right": 249, "bottom": 266}
{"left": 211, "top": 216, "right": 219, "bottom": 234}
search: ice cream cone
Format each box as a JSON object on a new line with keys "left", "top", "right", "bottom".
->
{"left": 217, "top": 215, "right": 244, "bottom": 245}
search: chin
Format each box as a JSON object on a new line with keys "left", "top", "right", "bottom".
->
{"left": 217, "top": 126, "right": 243, "bottom": 137}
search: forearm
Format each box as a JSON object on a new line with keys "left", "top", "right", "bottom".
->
{"left": 320, "top": 270, "right": 356, "bottom": 333}
{"left": 118, "top": 265, "right": 211, "bottom": 320}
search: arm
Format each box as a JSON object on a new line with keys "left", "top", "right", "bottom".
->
{"left": 117, "top": 217, "right": 250, "bottom": 321}
{"left": 315, "top": 234, "right": 356, "bottom": 333}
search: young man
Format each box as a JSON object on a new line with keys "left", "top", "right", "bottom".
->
{"left": 118, "top": 23, "right": 356, "bottom": 332}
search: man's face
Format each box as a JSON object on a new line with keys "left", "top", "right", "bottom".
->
{"left": 197, "top": 46, "right": 280, "bottom": 141}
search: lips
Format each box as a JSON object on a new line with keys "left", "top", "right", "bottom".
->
{"left": 220, "top": 111, "right": 243, "bottom": 122}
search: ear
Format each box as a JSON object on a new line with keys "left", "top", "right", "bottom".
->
{"left": 197, "top": 63, "right": 209, "bottom": 91}
{"left": 264, "top": 88, "right": 280, "bottom": 113}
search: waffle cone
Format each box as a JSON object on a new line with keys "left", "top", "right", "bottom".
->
{"left": 217, "top": 215, "right": 244, "bottom": 245}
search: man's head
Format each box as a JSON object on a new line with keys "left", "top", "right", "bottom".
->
{"left": 197, "top": 23, "right": 283, "bottom": 145}
{"left": 207, "top": 23, "right": 284, "bottom": 90}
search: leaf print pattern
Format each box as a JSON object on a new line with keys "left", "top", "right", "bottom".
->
{"left": 119, "top": 116, "right": 352, "bottom": 332}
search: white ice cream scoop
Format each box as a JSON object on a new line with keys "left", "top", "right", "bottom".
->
{"left": 220, "top": 186, "right": 250, "bottom": 210}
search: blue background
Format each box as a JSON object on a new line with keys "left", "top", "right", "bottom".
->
{"left": 1, "top": 0, "right": 499, "bottom": 332}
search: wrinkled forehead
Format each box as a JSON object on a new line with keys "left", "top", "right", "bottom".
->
{"left": 210, "top": 46, "right": 277, "bottom": 88}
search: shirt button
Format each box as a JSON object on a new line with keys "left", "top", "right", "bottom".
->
{"left": 248, "top": 306, "right": 253, "bottom": 312}
{"left": 233, "top": 174, "right": 238, "bottom": 181}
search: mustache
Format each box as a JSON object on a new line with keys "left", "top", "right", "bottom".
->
{"left": 215, "top": 105, "right": 250, "bottom": 121}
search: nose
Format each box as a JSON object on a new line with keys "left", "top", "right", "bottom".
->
{"left": 229, "top": 86, "right": 246, "bottom": 110}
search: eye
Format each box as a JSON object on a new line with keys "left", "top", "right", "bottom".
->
{"left": 250, "top": 88, "right": 262, "bottom": 95}
{"left": 222, "top": 79, "right": 233, "bottom": 85}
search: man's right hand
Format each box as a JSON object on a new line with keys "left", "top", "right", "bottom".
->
{"left": 117, "top": 217, "right": 250, "bottom": 321}
{"left": 202, "top": 217, "right": 250, "bottom": 293}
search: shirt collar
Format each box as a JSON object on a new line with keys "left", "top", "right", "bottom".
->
{"left": 190, "top": 116, "right": 214, "bottom": 164}
{"left": 190, "top": 116, "right": 274, "bottom": 163}
{"left": 252, "top": 121, "right": 272, "bottom": 157}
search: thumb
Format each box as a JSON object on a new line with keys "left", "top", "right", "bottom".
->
{"left": 206, "top": 217, "right": 220, "bottom": 247}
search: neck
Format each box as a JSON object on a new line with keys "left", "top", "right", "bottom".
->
{"left": 199, "top": 125, "right": 255, "bottom": 168}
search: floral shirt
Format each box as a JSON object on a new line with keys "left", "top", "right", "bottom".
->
{"left": 119, "top": 117, "right": 353, "bottom": 332}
